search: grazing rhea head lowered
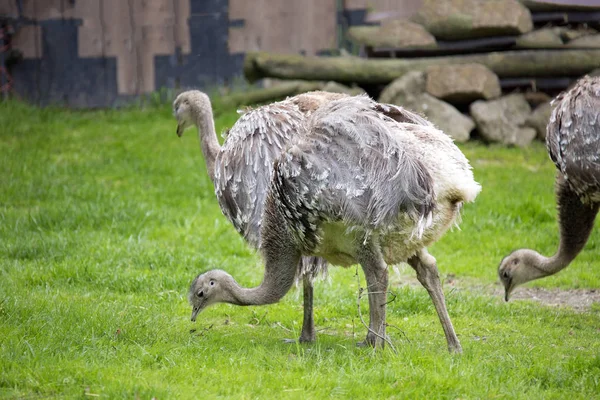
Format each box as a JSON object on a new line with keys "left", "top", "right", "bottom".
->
{"left": 499, "top": 75, "right": 600, "bottom": 301}
{"left": 188, "top": 95, "right": 480, "bottom": 353}
{"left": 189, "top": 270, "right": 239, "bottom": 321}
{"left": 173, "top": 90, "right": 347, "bottom": 343}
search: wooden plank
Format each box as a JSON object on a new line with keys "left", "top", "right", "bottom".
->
{"left": 101, "top": 0, "right": 139, "bottom": 95}
{"left": 229, "top": 0, "right": 338, "bottom": 56}
{"left": 76, "top": 1, "right": 105, "bottom": 58}
{"left": 174, "top": 0, "right": 190, "bottom": 54}
{"left": 344, "top": 0, "right": 369, "bottom": 10}
{"left": 228, "top": 0, "right": 260, "bottom": 53}
{"left": 11, "top": 25, "right": 42, "bottom": 59}
{"left": 21, "top": 0, "right": 75, "bottom": 20}
{"left": 308, "top": 0, "right": 337, "bottom": 54}
{"left": 0, "top": 1, "right": 19, "bottom": 16}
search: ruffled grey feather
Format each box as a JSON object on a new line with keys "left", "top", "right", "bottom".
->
{"left": 547, "top": 75, "right": 600, "bottom": 204}
{"left": 271, "top": 95, "right": 480, "bottom": 262}
{"left": 213, "top": 91, "right": 347, "bottom": 279}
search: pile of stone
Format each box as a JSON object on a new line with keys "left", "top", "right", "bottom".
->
{"left": 243, "top": 0, "right": 600, "bottom": 146}
{"left": 353, "top": 0, "right": 600, "bottom": 59}
{"left": 377, "top": 63, "right": 554, "bottom": 145}
{"left": 343, "top": 0, "right": 600, "bottom": 145}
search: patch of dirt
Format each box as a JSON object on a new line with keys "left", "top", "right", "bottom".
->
{"left": 390, "top": 267, "right": 600, "bottom": 312}
{"left": 489, "top": 286, "right": 600, "bottom": 312}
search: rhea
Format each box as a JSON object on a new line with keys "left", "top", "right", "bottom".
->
{"left": 499, "top": 75, "right": 600, "bottom": 301}
{"left": 188, "top": 95, "right": 481, "bottom": 352}
{"left": 174, "top": 90, "right": 347, "bottom": 342}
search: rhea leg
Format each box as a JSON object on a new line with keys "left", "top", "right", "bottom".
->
{"left": 408, "top": 249, "right": 462, "bottom": 353}
{"left": 357, "top": 241, "right": 389, "bottom": 348}
{"left": 299, "top": 275, "right": 316, "bottom": 343}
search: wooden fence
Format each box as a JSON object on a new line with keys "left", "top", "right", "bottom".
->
{"left": 0, "top": 0, "right": 421, "bottom": 107}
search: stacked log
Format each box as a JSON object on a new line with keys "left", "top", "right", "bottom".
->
{"left": 243, "top": 50, "right": 600, "bottom": 84}
{"left": 242, "top": 0, "right": 600, "bottom": 145}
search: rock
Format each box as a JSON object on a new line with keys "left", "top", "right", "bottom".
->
{"left": 516, "top": 28, "right": 563, "bottom": 48}
{"left": 412, "top": 0, "right": 533, "bottom": 41}
{"left": 513, "top": 127, "right": 537, "bottom": 147}
{"left": 409, "top": 94, "right": 475, "bottom": 142}
{"left": 322, "top": 81, "right": 366, "bottom": 96}
{"left": 378, "top": 71, "right": 426, "bottom": 104}
{"left": 566, "top": 34, "right": 600, "bottom": 48}
{"left": 425, "top": 63, "right": 501, "bottom": 103}
{"left": 347, "top": 21, "right": 437, "bottom": 49}
{"left": 379, "top": 71, "right": 474, "bottom": 142}
{"left": 525, "top": 102, "right": 553, "bottom": 141}
{"left": 470, "top": 94, "right": 535, "bottom": 146}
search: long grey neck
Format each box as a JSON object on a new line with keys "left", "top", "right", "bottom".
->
{"left": 225, "top": 193, "right": 301, "bottom": 306}
{"left": 194, "top": 103, "right": 220, "bottom": 183}
{"left": 536, "top": 175, "right": 599, "bottom": 275}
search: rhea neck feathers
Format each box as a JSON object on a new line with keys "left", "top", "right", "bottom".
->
{"left": 190, "top": 95, "right": 221, "bottom": 183}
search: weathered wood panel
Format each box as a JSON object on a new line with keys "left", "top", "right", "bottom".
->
{"left": 11, "top": 25, "right": 42, "bottom": 59}
{"left": 229, "top": 0, "right": 337, "bottom": 56}
{"left": 0, "top": 0, "right": 488, "bottom": 107}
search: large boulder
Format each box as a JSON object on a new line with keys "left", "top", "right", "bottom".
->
{"left": 525, "top": 102, "right": 553, "bottom": 141}
{"left": 412, "top": 0, "right": 533, "bottom": 40}
{"left": 410, "top": 94, "right": 475, "bottom": 142}
{"left": 470, "top": 94, "right": 536, "bottom": 146}
{"left": 378, "top": 70, "right": 426, "bottom": 104}
{"left": 425, "top": 64, "right": 501, "bottom": 103}
{"left": 379, "top": 71, "right": 474, "bottom": 142}
{"left": 347, "top": 21, "right": 437, "bottom": 49}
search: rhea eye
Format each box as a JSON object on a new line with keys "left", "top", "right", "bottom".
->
{"left": 210, "top": 281, "right": 215, "bottom": 286}
{"left": 512, "top": 258, "right": 519, "bottom": 265}
{"left": 197, "top": 290, "right": 204, "bottom": 298}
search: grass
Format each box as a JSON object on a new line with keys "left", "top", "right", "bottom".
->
{"left": 1, "top": 99, "right": 599, "bottom": 399}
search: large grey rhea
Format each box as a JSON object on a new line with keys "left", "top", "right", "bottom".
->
{"left": 187, "top": 95, "right": 481, "bottom": 353}
{"left": 173, "top": 90, "right": 346, "bottom": 342}
{"left": 499, "top": 75, "right": 600, "bottom": 301}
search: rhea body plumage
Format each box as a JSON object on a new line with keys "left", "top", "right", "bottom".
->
{"left": 174, "top": 90, "right": 347, "bottom": 342}
{"left": 499, "top": 76, "right": 600, "bottom": 301}
{"left": 189, "top": 95, "right": 481, "bottom": 352}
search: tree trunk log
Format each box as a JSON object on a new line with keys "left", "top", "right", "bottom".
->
{"left": 244, "top": 50, "right": 600, "bottom": 84}
{"left": 220, "top": 81, "right": 324, "bottom": 108}
{"left": 520, "top": 0, "right": 600, "bottom": 12}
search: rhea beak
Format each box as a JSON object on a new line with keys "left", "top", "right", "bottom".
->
{"left": 504, "top": 278, "right": 514, "bottom": 302}
{"left": 176, "top": 122, "right": 184, "bottom": 137}
{"left": 191, "top": 307, "right": 201, "bottom": 322}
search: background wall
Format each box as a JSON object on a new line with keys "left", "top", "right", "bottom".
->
{"left": 0, "top": 0, "right": 421, "bottom": 107}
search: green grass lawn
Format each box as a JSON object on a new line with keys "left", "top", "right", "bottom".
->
{"left": 1, "top": 99, "right": 599, "bottom": 399}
